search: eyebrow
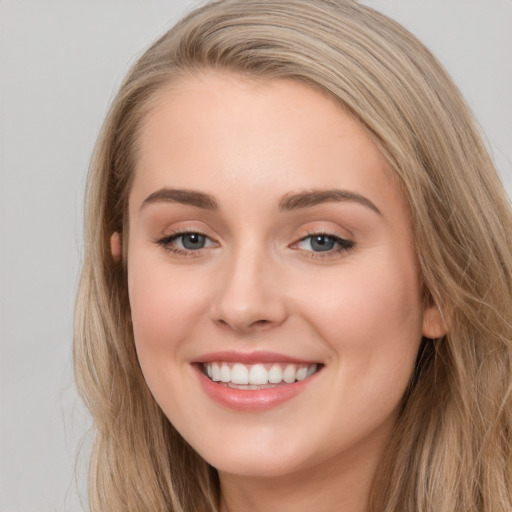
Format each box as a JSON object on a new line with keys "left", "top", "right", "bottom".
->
{"left": 141, "top": 188, "right": 219, "bottom": 210}
{"left": 140, "top": 187, "right": 381, "bottom": 215}
{"left": 279, "top": 189, "right": 382, "bottom": 215}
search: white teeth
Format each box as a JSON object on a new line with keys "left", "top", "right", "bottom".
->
{"left": 220, "top": 363, "right": 231, "bottom": 383}
{"left": 231, "top": 363, "right": 249, "bottom": 384}
{"left": 283, "top": 364, "right": 296, "bottom": 383}
{"left": 296, "top": 366, "right": 308, "bottom": 381}
{"left": 212, "top": 362, "right": 221, "bottom": 381}
{"left": 249, "top": 364, "right": 268, "bottom": 385}
{"left": 268, "top": 364, "right": 283, "bottom": 383}
{"left": 229, "top": 383, "right": 261, "bottom": 390}
{"left": 203, "top": 361, "right": 319, "bottom": 386}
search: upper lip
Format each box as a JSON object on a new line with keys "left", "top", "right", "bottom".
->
{"left": 193, "top": 351, "right": 319, "bottom": 365}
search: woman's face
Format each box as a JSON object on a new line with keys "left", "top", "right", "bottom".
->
{"left": 124, "top": 71, "right": 444, "bottom": 479}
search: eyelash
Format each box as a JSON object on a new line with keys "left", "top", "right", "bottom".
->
{"left": 156, "top": 229, "right": 217, "bottom": 257}
{"left": 155, "top": 230, "right": 355, "bottom": 259}
{"left": 293, "top": 231, "right": 356, "bottom": 259}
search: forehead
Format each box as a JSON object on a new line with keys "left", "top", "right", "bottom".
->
{"left": 130, "top": 70, "right": 402, "bottom": 214}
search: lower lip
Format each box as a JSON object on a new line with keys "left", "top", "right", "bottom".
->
{"left": 194, "top": 365, "right": 318, "bottom": 412}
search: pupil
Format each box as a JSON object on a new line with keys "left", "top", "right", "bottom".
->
{"left": 182, "top": 233, "right": 205, "bottom": 250}
{"left": 311, "top": 235, "right": 335, "bottom": 252}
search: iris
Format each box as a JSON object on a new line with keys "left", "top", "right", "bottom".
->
{"left": 180, "top": 233, "right": 206, "bottom": 250}
{"left": 310, "top": 235, "right": 336, "bottom": 252}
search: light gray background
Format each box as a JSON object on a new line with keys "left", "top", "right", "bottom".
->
{"left": 1, "top": 1, "right": 510, "bottom": 511}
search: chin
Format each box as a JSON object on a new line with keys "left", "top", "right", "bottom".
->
{"left": 211, "top": 455, "right": 302, "bottom": 478}
{"left": 194, "top": 435, "right": 314, "bottom": 478}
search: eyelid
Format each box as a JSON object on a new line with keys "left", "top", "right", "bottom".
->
{"left": 290, "top": 229, "right": 356, "bottom": 259}
{"left": 155, "top": 227, "right": 219, "bottom": 257}
{"left": 153, "top": 224, "right": 355, "bottom": 259}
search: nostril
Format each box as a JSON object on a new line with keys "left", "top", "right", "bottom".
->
{"left": 251, "top": 319, "right": 271, "bottom": 327}
{"left": 210, "top": 282, "right": 288, "bottom": 332}
{"left": 215, "top": 317, "right": 276, "bottom": 332}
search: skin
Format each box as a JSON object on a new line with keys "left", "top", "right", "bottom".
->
{"left": 115, "top": 70, "right": 445, "bottom": 512}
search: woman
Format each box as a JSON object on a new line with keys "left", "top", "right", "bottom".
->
{"left": 74, "top": 1, "right": 512, "bottom": 510}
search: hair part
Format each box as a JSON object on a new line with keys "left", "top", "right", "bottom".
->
{"left": 74, "top": 1, "right": 512, "bottom": 510}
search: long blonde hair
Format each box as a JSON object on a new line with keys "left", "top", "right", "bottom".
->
{"left": 74, "top": 1, "right": 512, "bottom": 510}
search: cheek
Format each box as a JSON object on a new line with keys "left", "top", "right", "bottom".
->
{"left": 290, "top": 256, "right": 423, "bottom": 439}
{"left": 293, "top": 251, "right": 423, "bottom": 372}
{"left": 127, "top": 255, "right": 208, "bottom": 365}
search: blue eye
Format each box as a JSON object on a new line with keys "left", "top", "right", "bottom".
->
{"left": 157, "top": 231, "right": 215, "bottom": 254}
{"left": 297, "top": 234, "right": 354, "bottom": 253}
{"left": 309, "top": 235, "right": 336, "bottom": 252}
{"left": 177, "top": 233, "right": 207, "bottom": 250}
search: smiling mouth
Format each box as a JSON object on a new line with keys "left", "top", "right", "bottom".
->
{"left": 201, "top": 362, "right": 320, "bottom": 390}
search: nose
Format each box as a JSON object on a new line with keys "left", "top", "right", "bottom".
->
{"left": 209, "top": 246, "right": 288, "bottom": 334}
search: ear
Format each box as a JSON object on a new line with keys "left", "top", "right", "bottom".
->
{"left": 422, "top": 304, "right": 447, "bottom": 339}
{"left": 110, "top": 232, "right": 121, "bottom": 262}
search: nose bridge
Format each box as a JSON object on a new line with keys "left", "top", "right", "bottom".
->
{"left": 211, "top": 238, "right": 287, "bottom": 332}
